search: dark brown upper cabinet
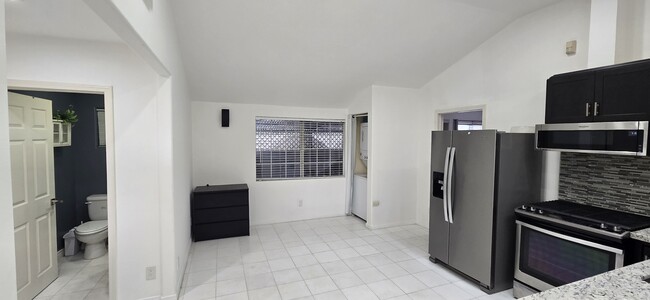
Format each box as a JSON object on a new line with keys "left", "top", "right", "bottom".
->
{"left": 545, "top": 58, "right": 650, "bottom": 124}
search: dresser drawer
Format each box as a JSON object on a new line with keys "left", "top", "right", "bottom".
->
{"left": 193, "top": 220, "right": 249, "bottom": 241}
{"left": 193, "top": 206, "right": 249, "bottom": 224}
{"left": 193, "top": 190, "right": 248, "bottom": 209}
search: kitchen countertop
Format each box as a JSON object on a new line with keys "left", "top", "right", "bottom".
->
{"left": 632, "top": 227, "right": 650, "bottom": 243}
{"left": 521, "top": 260, "right": 650, "bottom": 300}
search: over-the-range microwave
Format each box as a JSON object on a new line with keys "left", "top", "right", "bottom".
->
{"left": 535, "top": 121, "right": 649, "bottom": 156}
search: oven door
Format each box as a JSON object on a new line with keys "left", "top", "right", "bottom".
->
{"left": 514, "top": 220, "right": 624, "bottom": 293}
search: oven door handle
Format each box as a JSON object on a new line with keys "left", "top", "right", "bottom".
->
{"left": 516, "top": 220, "right": 624, "bottom": 255}
{"left": 516, "top": 210, "right": 629, "bottom": 240}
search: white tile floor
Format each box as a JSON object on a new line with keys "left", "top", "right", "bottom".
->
{"left": 34, "top": 252, "right": 108, "bottom": 300}
{"left": 181, "top": 216, "right": 514, "bottom": 300}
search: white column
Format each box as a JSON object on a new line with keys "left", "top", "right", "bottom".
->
{"left": 541, "top": 152, "right": 561, "bottom": 201}
{"left": 0, "top": 2, "right": 19, "bottom": 299}
{"left": 588, "top": 0, "right": 619, "bottom": 67}
{"left": 643, "top": 0, "right": 650, "bottom": 58}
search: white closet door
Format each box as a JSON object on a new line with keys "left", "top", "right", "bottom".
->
{"left": 352, "top": 175, "right": 367, "bottom": 220}
{"left": 9, "top": 92, "right": 58, "bottom": 300}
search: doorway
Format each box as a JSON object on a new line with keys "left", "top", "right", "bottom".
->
{"left": 439, "top": 108, "right": 484, "bottom": 131}
{"left": 7, "top": 80, "right": 115, "bottom": 300}
{"left": 348, "top": 114, "right": 368, "bottom": 221}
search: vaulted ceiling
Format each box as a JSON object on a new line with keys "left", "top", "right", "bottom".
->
{"left": 171, "top": 0, "right": 561, "bottom": 107}
{"left": 5, "top": 0, "right": 561, "bottom": 108}
{"left": 5, "top": 0, "right": 120, "bottom": 42}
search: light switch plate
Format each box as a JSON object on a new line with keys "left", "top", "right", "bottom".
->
{"left": 566, "top": 40, "right": 577, "bottom": 55}
{"left": 146, "top": 266, "right": 156, "bottom": 280}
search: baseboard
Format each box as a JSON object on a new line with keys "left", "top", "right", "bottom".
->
{"left": 366, "top": 219, "right": 417, "bottom": 230}
{"left": 250, "top": 213, "right": 348, "bottom": 226}
{"left": 57, "top": 249, "right": 64, "bottom": 259}
{"left": 176, "top": 238, "right": 193, "bottom": 293}
{"left": 138, "top": 296, "right": 174, "bottom": 300}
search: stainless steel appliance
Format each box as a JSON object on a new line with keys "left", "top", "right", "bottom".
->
{"left": 535, "top": 121, "right": 649, "bottom": 156}
{"left": 513, "top": 200, "right": 650, "bottom": 298}
{"left": 429, "top": 130, "right": 542, "bottom": 294}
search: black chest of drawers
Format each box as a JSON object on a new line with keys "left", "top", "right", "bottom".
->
{"left": 191, "top": 184, "right": 249, "bottom": 241}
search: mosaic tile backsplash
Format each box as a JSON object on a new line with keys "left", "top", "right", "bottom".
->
{"left": 559, "top": 152, "right": 650, "bottom": 216}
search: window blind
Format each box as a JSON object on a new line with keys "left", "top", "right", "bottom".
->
{"left": 256, "top": 118, "right": 344, "bottom": 180}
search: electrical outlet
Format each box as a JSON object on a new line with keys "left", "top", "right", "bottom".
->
{"left": 146, "top": 266, "right": 156, "bottom": 280}
{"left": 298, "top": 200, "right": 303, "bottom": 207}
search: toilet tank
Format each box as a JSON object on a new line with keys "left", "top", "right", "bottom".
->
{"left": 86, "top": 194, "right": 107, "bottom": 220}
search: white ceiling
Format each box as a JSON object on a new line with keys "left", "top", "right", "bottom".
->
{"left": 5, "top": 0, "right": 121, "bottom": 42}
{"left": 172, "top": 0, "right": 561, "bottom": 108}
{"left": 4, "top": 0, "right": 561, "bottom": 108}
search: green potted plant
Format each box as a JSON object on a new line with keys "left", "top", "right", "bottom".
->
{"left": 54, "top": 105, "right": 79, "bottom": 126}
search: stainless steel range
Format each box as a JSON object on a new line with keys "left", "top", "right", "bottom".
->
{"left": 513, "top": 200, "right": 650, "bottom": 298}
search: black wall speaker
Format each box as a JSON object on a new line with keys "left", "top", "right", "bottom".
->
{"left": 221, "top": 109, "right": 230, "bottom": 127}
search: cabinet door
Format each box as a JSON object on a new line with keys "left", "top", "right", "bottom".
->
{"left": 52, "top": 121, "right": 61, "bottom": 146}
{"left": 595, "top": 60, "right": 650, "bottom": 121}
{"left": 545, "top": 72, "right": 595, "bottom": 124}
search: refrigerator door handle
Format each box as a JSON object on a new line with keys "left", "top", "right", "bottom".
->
{"left": 442, "top": 147, "right": 451, "bottom": 222}
{"left": 448, "top": 147, "right": 456, "bottom": 224}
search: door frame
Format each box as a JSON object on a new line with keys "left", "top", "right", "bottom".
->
{"left": 345, "top": 113, "right": 371, "bottom": 225}
{"left": 7, "top": 79, "right": 116, "bottom": 299}
{"left": 436, "top": 105, "right": 487, "bottom": 130}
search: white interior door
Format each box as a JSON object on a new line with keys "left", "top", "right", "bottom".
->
{"left": 9, "top": 92, "right": 58, "bottom": 300}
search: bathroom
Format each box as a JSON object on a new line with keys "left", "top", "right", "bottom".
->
{"left": 11, "top": 90, "right": 109, "bottom": 299}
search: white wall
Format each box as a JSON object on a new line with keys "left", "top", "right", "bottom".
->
{"left": 345, "top": 87, "right": 372, "bottom": 217}
{"left": 0, "top": 4, "right": 18, "bottom": 299}
{"left": 644, "top": 1, "right": 650, "bottom": 58}
{"left": 85, "top": 1, "right": 193, "bottom": 297}
{"left": 192, "top": 102, "right": 348, "bottom": 225}
{"left": 345, "top": 85, "right": 423, "bottom": 229}
{"left": 615, "top": 0, "right": 646, "bottom": 63}
{"left": 348, "top": 87, "right": 372, "bottom": 115}
{"left": 614, "top": 0, "right": 650, "bottom": 63}
{"left": 588, "top": 0, "right": 618, "bottom": 67}
{"left": 367, "top": 86, "right": 422, "bottom": 228}
{"left": 4, "top": 34, "right": 165, "bottom": 299}
{"left": 415, "top": 0, "right": 591, "bottom": 226}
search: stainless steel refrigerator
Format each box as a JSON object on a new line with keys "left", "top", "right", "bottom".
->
{"left": 429, "top": 130, "right": 541, "bottom": 294}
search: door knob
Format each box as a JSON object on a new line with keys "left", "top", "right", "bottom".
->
{"left": 51, "top": 199, "right": 63, "bottom": 205}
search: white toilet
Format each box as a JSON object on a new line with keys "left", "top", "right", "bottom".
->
{"left": 75, "top": 194, "right": 108, "bottom": 259}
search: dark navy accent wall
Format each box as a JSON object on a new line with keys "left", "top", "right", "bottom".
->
{"left": 11, "top": 91, "right": 106, "bottom": 250}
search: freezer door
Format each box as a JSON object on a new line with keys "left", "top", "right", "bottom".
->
{"left": 448, "top": 130, "right": 497, "bottom": 287}
{"left": 429, "top": 131, "right": 452, "bottom": 263}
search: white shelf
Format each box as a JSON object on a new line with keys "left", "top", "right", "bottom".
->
{"left": 53, "top": 120, "right": 71, "bottom": 147}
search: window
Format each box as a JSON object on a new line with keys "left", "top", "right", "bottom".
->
{"left": 457, "top": 121, "right": 483, "bottom": 131}
{"left": 440, "top": 110, "right": 483, "bottom": 131}
{"left": 96, "top": 108, "right": 106, "bottom": 147}
{"left": 256, "top": 118, "right": 344, "bottom": 180}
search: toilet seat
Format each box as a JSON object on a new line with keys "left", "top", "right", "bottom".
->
{"left": 75, "top": 220, "right": 108, "bottom": 235}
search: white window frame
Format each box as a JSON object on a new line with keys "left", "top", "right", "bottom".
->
{"left": 255, "top": 117, "right": 345, "bottom": 181}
